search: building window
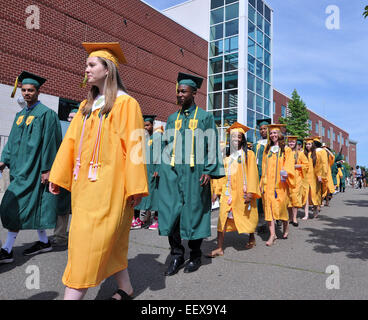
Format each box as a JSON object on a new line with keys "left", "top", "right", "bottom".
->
{"left": 264, "top": 5, "right": 271, "bottom": 22}
{"left": 247, "top": 90, "right": 255, "bottom": 110}
{"left": 333, "top": 132, "right": 335, "bottom": 141}
{"left": 248, "top": 4, "right": 256, "bottom": 22}
{"left": 224, "top": 53, "right": 238, "bottom": 71}
{"left": 327, "top": 129, "right": 330, "bottom": 139}
{"left": 225, "top": 19, "right": 238, "bottom": 37}
{"left": 264, "top": 66, "right": 270, "bottom": 83}
{"left": 264, "top": 99, "right": 270, "bottom": 116}
{"left": 248, "top": 54, "right": 255, "bottom": 73}
{"left": 208, "top": 92, "right": 222, "bottom": 110}
{"left": 248, "top": 38, "right": 255, "bottom": 56}
{"left": 210, "top": 7, "right": 224, "bottom": 25}
{"left": 211, "top": 0, "right": 224, "bottom": 10}
{"left": 248, "top": 72, "right": 255, "bottom": 91}
{"left": 210, "top": 24, "right": 224, "bottom": 41}
{"left": 273, "top": 101, "right": 276, "bottom": 113}
{"left": 210, "top": 39, "right": 224, "bottom": 57}
{"left": 224, "top": 71, "right": 238, "bottom": 89}
{"left": 248, "top": 21, "right": 255, "bottom": 39}
{"left": 256, "top": 95, "right": 263, "bottom": 113}
{"left": 225, "top": 3, "right": 239, "bottom": 21}
{"left": 209, "top": 56, "right": 223, "bottom": 74}
{"left": 322, "top": 126, "right": 325, "bottom": 137}
{"left": 337, "top": 135, "right": 340, "bottom": 143}
{"left": 209, "top": 74, "right": 223, "bottom": 92}
{"left": 308, "top": 120, "right": 312, "bottom": 130}
{"left": 281, "top": 105, "right": 286, "bottom": 118}
{"left": 225, "top": 36, "right": 238, "bottom": 53}
{"left": 224, "top": 89, "right": 238, "bottom": 108}
{"left": 315, "top": 123, "right": 319, "bottom": 133}
{"left": 257, "top": 0, "right": 263, "bottom": 15}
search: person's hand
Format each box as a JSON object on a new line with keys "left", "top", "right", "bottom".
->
{"left": 153, "top": 172, "right": 159, "bottom": 178}
{"left": 128, "top": 194, "right": 143, "bottom": 208}
{"left": 244, "top": 193, "right": 253, "bottom": 204}
{"left": 212, "top": 193, "right": 218, "bottom": 203}
{"left": 49, "top": 182, "right": 60, "bottom": 195}
{"left": 0, "top": 162, "right": 5, "bottom": 172}
{"left": 317, "top": 176, "right": 322, "bottom": 183}
{"left": 200, "top": 174, "right": 211, "bottom": 186}
{"left": 41, "top": 171, "right": 50, "bottom": 184}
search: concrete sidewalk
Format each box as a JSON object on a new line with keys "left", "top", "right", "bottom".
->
{"left": 0, "top": 187, "right": 367, "bottom": 300}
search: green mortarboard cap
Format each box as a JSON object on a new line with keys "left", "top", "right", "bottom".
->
{"left": 70, "top": 109, "right": 79, "bottom": 114}
{"left": 256, "top": 118, "right": 272, "bottom": 128}
{"left": 297, "top": 139, "right": 303, "bottom": 145}
{"left": 177, "top": 72, "right": 204, "bottom": 90}
{"left": 18, "top": 71, "right": 46, "bottom": 89}
{"left": 143, "top": 115, "right": 157, "bottom": 123}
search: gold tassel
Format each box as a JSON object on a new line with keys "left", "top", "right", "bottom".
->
{"left": 80, "top": 73, "right": 88, "bottom": 88}
{"left": 11, "top": 77, "right": 19, "bottom": 98}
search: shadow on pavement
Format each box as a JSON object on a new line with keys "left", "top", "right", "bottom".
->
{"left": 26, "top": 291, "right": 59, "bottom": 300}
{"left": 94, "top": 253, "right": 167, "bottom": 300}
{"left": 304, "top": 215, "right": 368, "bottom": 261}
{"left": 343, "top": 200, "right": 368, "bottom": 207}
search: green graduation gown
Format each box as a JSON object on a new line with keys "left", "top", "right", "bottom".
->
{"left": 252, "top": 139, "right": 267, "bottom": 214}
{"left": 158, "top": 105, "right": 224, "bottom": 240}
{"left": 0, "top": 102, "right": 62, "bottom": 230}
{"left": 135, "top": 130, "right": 162, "bottom": 211}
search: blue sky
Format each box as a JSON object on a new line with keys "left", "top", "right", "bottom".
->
{"left": 146, "top": 0, "right": 368, "bottom": 166}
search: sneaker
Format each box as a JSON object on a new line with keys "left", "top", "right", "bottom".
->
{"left": 149, "top": 219, "right": 158, "bottom": 230}
{"left": 0, "top": 248, "right": 14, "bottom": 264}
{"left": 23, "top": 241, "right": 52, "bottom": 256}
{"left": 131, "top": 218, "right": 143, "bottom": 230}
{"left": 50, "top": 237, "right": 68, "bottom": 247}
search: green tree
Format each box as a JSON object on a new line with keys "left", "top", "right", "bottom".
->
{"left": 363, "top": 5, "right": 368, "bottom": 18}
{"left": 279, "top": 89, "right": 310, "bottom": 139}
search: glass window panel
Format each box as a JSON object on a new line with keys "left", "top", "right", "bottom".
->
{"left": 224, "top": 90, "right": 238, "bottom": 108}
{"left": 264, "top": 82, "right": 270, "bottom": 99}
{"left": 247, "top": 72, "right": 255, "bottom": 91}
{"left": 225, "top": 36, "right": 238, "bottom": 53}
{"left": 226, "top": 0, "right": 237, "bottom": 3}
{"left": 264, "top": 99, "right": 270, "bottom": 116}
{"left": 257, "top": 13, "right": 263, "bottom": 30}
{"left": 226, "top": 3, "right": 239, "bottom": 21}
{"left": 211, "top": 0, "right": 224, "bottom": 10}
{"left": 224, "top": 71, "right": 238, "bottom": 89}
{"left": 256, "top": 78, "right": 263, "bottom": 96}
{"left": 264, "top": 20, "right": 271, "bottom": 36}
{"left": 264, "top": 50, "right": 270, "bottom": 67}
{"left": 223, "top": 108, "right": 238, "bottom": 127}
{"left": 264, "top": 66, "right": 271, "bottom": 83}
{"left": 256, "top": 45, "right": 263, "bottom": 62}
{"left": 247, "top": 129, "right": 255, "bottom": 143}
{"left": 210, "top": 40, "right": 224, "bottom": 57}
{"left": 210, "top": 7, "right": 224, "bottom": 25}
{"left": 257, "top": 0, "right": 263, "bottom": 15}
{"left": 225, "top": 19, "right": 238, "bottom": 37}
{"left": 210, "top": 24, "right": 224, "bottom": 41}
{"left": 224, "top": 53, "right": 238, "bottom": 71}
{"left": 249, "top": 0, "right": 256, "bottom": 9}
{"left": 248, "top": 38, "right": 255, "bottom": 56}
{"left": 256, "top": 60, "right": 263, "bottom": 78}
{"left": 209, "top": 56, "right": 223, "bottom": 74}
{"left": 209, "top": 74, "right": 223, "bottom": 92}
{"left": 256, "top": 95, "right": 263, "bottom": 113}
{"left": 281, "top": 105, "right": 286, "bottom": 118}
{"left": 247, "top": 90, "right": 255, "bottom": 110}
{"left": 248, "top": 21, "right": 255, "bottom": 40}
{"left": 249, "top": 5, "right": 255, "bottom": 24}
{"left": 265, "top": 5, "right": 271, "bottom": 22}
{"left": 208, "top": 92, "right": 222, "bottom": 110}
{"left": 256, "top": 28, "right": 263, "bottom": 46}
{"left": 248, "top": 54, "right": 255, "bottom": 74}
{"left": 247, "top": 109, "right": 255, "bottom": 129}
{"left": 264, "top": 35, "right": 270, "bottom": 52}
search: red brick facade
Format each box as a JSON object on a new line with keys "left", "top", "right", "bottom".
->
{"left": 273, "top": 89, "right": 356, "bottom": 167}
{"left": 0, "top": 0, "right": 208, "bottom": 122}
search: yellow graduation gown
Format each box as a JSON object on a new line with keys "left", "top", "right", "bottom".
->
{"left": 325, "top": 152, "right": 335, "bottom": 195}
{"left": 261, "top": 146, "right": 296, "bottom": 221}
{"left": 216, "top": 149, "right": 260, "bottom": 233}
{"left": 337, "top": 168, "right": 343, "bottom": 188}
{"left": 288, "top": 150, "right": 309, "bottom": 208}
{"left": 303, "top": 151, "right": 323, "bottom": 206}
{"left": 49, "top": 95, "right": 148, "bottom": 289}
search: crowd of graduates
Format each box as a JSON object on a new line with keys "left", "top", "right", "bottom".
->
{"left": 0, "top": 42, "right": 355, "bottom": 300}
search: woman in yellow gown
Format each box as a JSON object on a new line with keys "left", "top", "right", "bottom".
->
{"left": 260, "top": 124, "right": 296, "bottom": 246}
{"left": 49, "top": 43, "right": 148, "bottom": 300}
{"left": 302, "top": 138, "right": 323, "bottom": 220}
{"left": 286, "top": 137, "right": 309, "bottom": 227}
{"left": 207, "top": 123, "right": 260, "bottom": 257}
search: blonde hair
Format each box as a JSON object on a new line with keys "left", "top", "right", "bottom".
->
{"left": 82, "top": 57, "right": 127, "bottom": 116}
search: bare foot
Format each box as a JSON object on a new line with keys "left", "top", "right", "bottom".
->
{"left": 266, "top": 235, "right": 277, "bottom": 247}
{"left": 302, "top": 216, "right": 309, "bottom": 220}
{"left": 205, "top": 248, "right": 224, "bottom": 258}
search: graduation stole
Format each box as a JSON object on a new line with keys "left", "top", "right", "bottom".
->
{"left": 263, "top": 147, "right": 283, "bottom": 198}
{"left": 170, "top": 106, "right": 198, "bottom": 167}
{"left": 225, "top": 150, "right": 248, "bottom": 205}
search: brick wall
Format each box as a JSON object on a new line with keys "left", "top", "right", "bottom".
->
{"left": 0, "top": 0, "right": 208, "bottom": 122}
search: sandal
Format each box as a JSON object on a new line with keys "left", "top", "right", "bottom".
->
{"left": 245, "top": 239, "right": 256, "bottom": 249}
{"left": 205, "top": 249, "right": 224, "bottom": 258}
{"left": 110, "top": 289, "right": 134, "bottom": 300}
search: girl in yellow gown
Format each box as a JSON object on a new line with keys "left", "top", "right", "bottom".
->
{"left": 260, "top": 125, "right": 296, "bottom": 246}
{"left": 207, "top": 123, "right": 260, "bottom": 257}
{"left": 302, "top": 138, "right": 323, "bottom": 220}
{"left": 49, "top": 43, "right": 148, "bottom": 300}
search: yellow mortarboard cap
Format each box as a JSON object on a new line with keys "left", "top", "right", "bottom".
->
{"left": 82, "top": 42, "right": 127, "bottom": 67}
{"left": 313, "top": 136, "right": 321, "bottom": 142}
{"left": 267, "top": 124, "right": 286, "bottom": 131}
{"left": 226, "top": 122, "right": 250, "bottom": 135}
{"left": 286, "top": 135, "right": 298, "bottom": 141}
{"left": 304, "top": 137, "right": 314, "bottom": 143}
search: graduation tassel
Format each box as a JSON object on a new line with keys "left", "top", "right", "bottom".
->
{"left": 80, "top": 73, "right": 88, "bottom": 88}
{"left": 11, "top": 77, "right": 19, "bottom": 98}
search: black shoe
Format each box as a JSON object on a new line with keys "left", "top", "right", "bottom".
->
{"left": 183, "top": 257, "right": 201, "bottom": 273}
{"left": 164, "top": 256, "right": 184, "bottom": 276}
{"left": 23, "top": 241, "right": 52, "bottom": 256}
{"left": 0, "top": 248, "right": 14, "bottom": 264}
